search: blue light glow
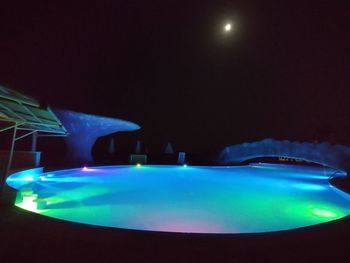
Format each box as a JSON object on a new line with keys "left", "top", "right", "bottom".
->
{"left": 220, "top": 139, "right": 350, "bottom": 177}
{"left": 39, "top": 176, "right": 48, "bottom": 181}
{"left": 22, "top": 176, "right": 35, "bottom": 181}
{"left": 292, "top": 183, "right": 326, "bottom": 191}
{"left": 54, "top": 110, "right": 140, "bottom": 164}
{"left": 6, "top": 164, "right": 350, "bottom": 234}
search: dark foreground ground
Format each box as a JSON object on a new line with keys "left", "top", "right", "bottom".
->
{"left": 1, "top": 185, "right": 350, "bottom": 263}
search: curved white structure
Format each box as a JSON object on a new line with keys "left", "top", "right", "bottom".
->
{"left": 54, "top": 110, "right": 140, "bottom": 164}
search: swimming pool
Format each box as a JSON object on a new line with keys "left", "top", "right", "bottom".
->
{"left": 6, "top": 164, "right": 350, "bottom": 234}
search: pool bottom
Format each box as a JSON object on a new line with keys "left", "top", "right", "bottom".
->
{"left": 7, "top": 164, "right": 350, "bottom": 234}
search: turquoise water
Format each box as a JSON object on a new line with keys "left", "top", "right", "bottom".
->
{"left": 6, "top": 164, "right": 350, "bottom": 234}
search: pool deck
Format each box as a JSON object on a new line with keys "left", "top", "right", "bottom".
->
{"left": 1, "top": 185, "right": 350, "bottom": 263}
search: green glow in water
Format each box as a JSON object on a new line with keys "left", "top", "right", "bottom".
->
{"left": 9, "top": 165, "right": 350, "bottom": 234}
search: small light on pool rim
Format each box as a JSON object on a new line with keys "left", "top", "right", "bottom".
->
{"left": 136, "top": 163, "right": 141, "bottom": 168}
{"left": 183, "top": 164, "right": 188, "bottom": 168}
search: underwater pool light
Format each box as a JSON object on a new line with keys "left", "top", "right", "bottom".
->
{"left": 313, "top": 208, "right": 338, "bottom": 218}
{"left": 22, "top": 176, "right": 35, "bottom": 181}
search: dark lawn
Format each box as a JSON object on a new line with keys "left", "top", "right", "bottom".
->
{"left": 1, "top": 186, "right": 350, "bottom": 263}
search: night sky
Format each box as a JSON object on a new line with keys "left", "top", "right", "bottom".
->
{"left": 1, "top": 1, "right": 350, "bottom": 153}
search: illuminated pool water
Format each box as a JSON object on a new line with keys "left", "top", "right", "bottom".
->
{"left": 6, "top": 164, "right": 350, "bottom": 234}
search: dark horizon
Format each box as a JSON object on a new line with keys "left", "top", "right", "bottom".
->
{"left": 1, "top": 1, "right": 350, "bottom": 154}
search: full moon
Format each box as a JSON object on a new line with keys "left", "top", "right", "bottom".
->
{"left": 224, "top": 23, "right": 232, "bottom": 32}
